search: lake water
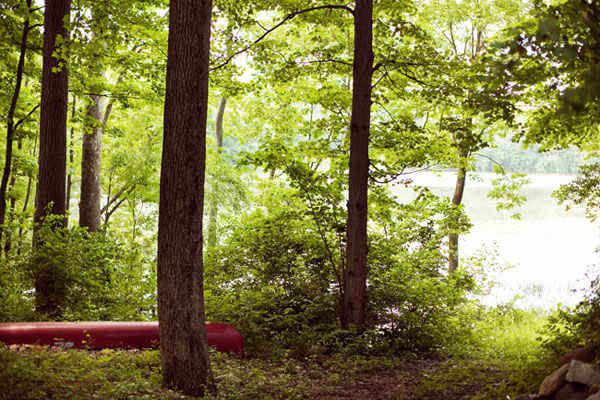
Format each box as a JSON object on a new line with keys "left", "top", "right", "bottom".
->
{"left": 391, "top": 171, "right": 600, "bottom": 309}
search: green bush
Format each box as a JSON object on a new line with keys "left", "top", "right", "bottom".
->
{"left": 0, "top": 216, "right": 157, "bottom": 322}
{"left": 541, "top": 271, "right": 600, "bottom": 357}
{"left": 205, "top": 183, "right": 480, "bottom": 357}
{"left": 205, "top": 196, "right": 339, "bottom": 357}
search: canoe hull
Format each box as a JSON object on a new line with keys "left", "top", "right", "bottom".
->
{"left": 0, "top": 321, "right": 243, "bottom": 355}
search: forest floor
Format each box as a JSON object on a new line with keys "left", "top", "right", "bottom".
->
{"left": 0, "top": 342, "right": 549, "bottom": 400}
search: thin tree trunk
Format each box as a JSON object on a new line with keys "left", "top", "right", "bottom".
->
{"left": 342, "top": 0, "right": 373, "bottom": 330}
{"left": 4, "top": 173, "right": 16, "bottom": 257}
{"left": 66, "top": 96, "right": 75, "bottom": 226}
{"left": 158, "top": 0, "right": 213, "bottom": 395}
{"left": 0, "top": 0, "right": 33, "bottom": 248}
{"left": 79, "top": 26, "right": 116, "bottom": 232}
{"left": 79, "top": 92, "right": 105, "bottom": 232}
{"left": 448, "top": 147, "right": 469, "bottom": 273}
{"left": 207, "top": 95, "right": 226, "bottom": 249}
{"left": 4, "top": 139, "right": 23, "bottom": 257}
{"left": 448, "top": 29, "right": 482, "bottom": 273}
{"left": 34, "top": 0, "right": 71, "bottom": 316}
{"left": 18, "top": 138, "right": 36, "bottom": 255}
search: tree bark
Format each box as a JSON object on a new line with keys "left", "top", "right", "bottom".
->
{"left": 157, "top": 0, "right": 213, "bottom": 396}
{"left": 448, "top": 147, "right": 468, "bottom": 273}
{"left": 207, "top": 95, "right": 226, "bottom": 249}
{"left": 66, "top": 96, "right": 76, "bottom": 226}
{"left": 0, "top": 0, "right": 33, "bottom": 248}
{"left": 34, "top": 0, "right": 71, "bottom": 316}
{"left": 448, "top": 29, "right": 483, "bottom": 272}
{"left": 342, "top": 0, "right": 373, "bottom": 330}
{"left": 79, "top": 92, "right": 106, "bottom": 232}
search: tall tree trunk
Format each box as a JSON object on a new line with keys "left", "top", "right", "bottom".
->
{"left": 448, "top": 29, "right": 483, "bottom": 272}
{"left": 448, "top": 147, "right": 468, "bottom": 273}
{"left": 342, "top": 0, "right": 373, "bottom": 330}
{"left": 79, "top": 92, "right": 105, "bottom": 232}
{"left": 207, "top": 95, "right": 226, "bottom": 249}
{"left": 0, "top": 0, "right": 33, "bottom": 248}
{"left": 34, "top": 0, "right": 71, "bottom": 316}
{"left": 66, "top": 96, "right": 76, "bottom": 226}
{"left": 158, "top": 0, "right": 213, "bottom": 396}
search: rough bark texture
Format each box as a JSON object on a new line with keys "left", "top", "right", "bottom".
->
{"left": 207, "top": 95, "right": 226, "bottom": 249}
{"left": 157, "top": 0, "right": 213, "bottom": 396}
{"left": 448, "top": 148, "right": 468, "bottom": 273}
{"left": 0, "top": 0, "right": 32, "bottom": 247}
{"left": 79, "top": 93, "right": 106, "bottom": 232}
{"left": 342, "top": 0, "right": 373, "bottom": 330}
{"left": 33, "top": 0, "right": 71, "bottom": 316}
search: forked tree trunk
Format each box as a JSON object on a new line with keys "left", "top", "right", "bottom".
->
{"left": 207, "top": 95, "right": 226, "bottom": 249}
{"left": 447, "top": 29, "right": 483, "bottom": 273}
{"left": 79, "top": 92, "right": 106, "bottom": 232}
{"left": 34, "top": 0, "right": 71, "bottom": 316}
{"left": 342, "top": 0, "right": 373, "bottom": 330}
{"left": 157, "top": 0, "right": 213, "bottom": 395}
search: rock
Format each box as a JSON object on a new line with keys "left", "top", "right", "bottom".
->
{"left": 555, "top": 383, "right": 588, "bottom": 400}
{"left": 539, "top": 363, "right": 570, "bottom": 396}
{"left": 566, "top": 360, "right": 600, "bottom": 386}
{"left": 588, "top": 392, "right": 600, "bottom": 400}
{"left": 558, "top": 346, "right": 596, "bottom": 368}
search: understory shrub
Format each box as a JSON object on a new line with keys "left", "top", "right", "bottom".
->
{"left": 0, "top": 217, "right": 156, "bottom": 322}
{"left": 205, "top": 184, "right": 481, "bottom": 357}
{"left": 541, "top": 270, "right": 600, "bottom": 358}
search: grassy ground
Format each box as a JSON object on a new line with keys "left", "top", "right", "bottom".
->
{"left": 0, "top": 308, "right": 554, "bottom": 400}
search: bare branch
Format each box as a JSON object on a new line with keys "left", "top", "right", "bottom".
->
{"left": 13, "top": 104, "right": 40, "bottom": 131}
{"left": 103, "top": 196, "right": 127, "bottom": 225}
{"left": 101, "top": 184, "right": 133, "bottom": 214}
{"left": 27, "top": 23, "right": 43, "bottom": 31}
{"left": 293, "top": 58, "right": 352, "bottom": 68}
{"left": 473, "top": 152, "right": 506, "bottom": 174}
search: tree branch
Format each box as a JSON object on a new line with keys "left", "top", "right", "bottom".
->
{"left": 293, "top": 58, "right": 352, "bottom": 68}
{"left": 27, "top": 23, "right": 43, "bottom": 31}
{"left": 101, "top": 184, "right": 134, "bottom": 215}
{"left": 209, "top": 4, "right": 354, "bottom": 72}
{"left": 103, "top": 196, "right": 127, "bottom": 225}
{"left": 473, "top": 152, "right": 506, "bottom": 174}
{"left": 13, "top": 104, "right": 40, "bottom": 132}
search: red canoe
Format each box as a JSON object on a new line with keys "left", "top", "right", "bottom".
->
{"left": 0, "top": 321, "right": 243, "bottom": 355}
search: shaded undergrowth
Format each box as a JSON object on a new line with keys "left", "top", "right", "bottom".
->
{"left": 0, "top": 308, "right": 553, "bottom": 400}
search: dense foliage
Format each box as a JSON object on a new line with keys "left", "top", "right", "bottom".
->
{"left": 0, "top": 0, "right": 600, "bottom": 397}
{"left": 542, "top": 273, "right": 600, "bottom": 357}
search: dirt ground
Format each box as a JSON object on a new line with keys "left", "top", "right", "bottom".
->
{"left": 301, "top": 358, "right": 491, "bottom": 400}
